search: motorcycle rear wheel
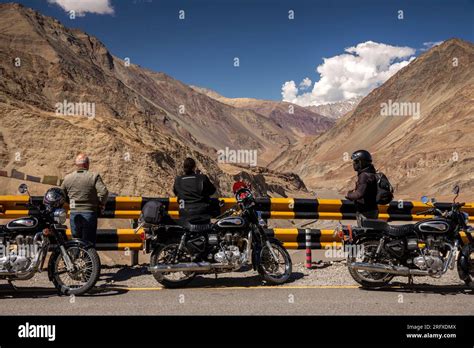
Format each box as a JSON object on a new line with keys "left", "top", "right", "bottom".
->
{"left": 457, "top": 244, "right": 474, "bottom": 288}
{"left": 150, "top": 244, "right": 196, "bottom": 288}
{"left": 348, "top": 239, "right": 394, "bottom": 288}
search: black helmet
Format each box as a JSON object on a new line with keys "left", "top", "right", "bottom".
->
{"left": 43, "top": 187, "right": 65, "bottom": 208}
{"left": 351, "top": 150, "right": 372, "bottom": 162}
{"left": 351, "top": 150, "right": 372, "bottom": 171}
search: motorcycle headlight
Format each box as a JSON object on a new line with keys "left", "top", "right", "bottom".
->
{"left": 54, "top": 208, "right": 67, "bottom": 224}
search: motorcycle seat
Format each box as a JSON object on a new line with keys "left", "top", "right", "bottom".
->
{"left": 186, "top": 223, "right": 214, "bottom": 233}
{"left": 360, "top": 219, "right": 414, "bottom": 237}
{"left": 360, "top": 219, "right": 389, "bottom": 230}
{"left": 384, "top": 224, "right": 415, "bottom": 237}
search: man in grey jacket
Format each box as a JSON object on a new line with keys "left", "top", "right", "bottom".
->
{"left": 61, "top": 153, "right": 108, "bottom": 245}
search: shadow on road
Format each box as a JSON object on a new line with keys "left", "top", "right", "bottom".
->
{"left": 187, "top": 271, "right": 305, "bottom": 288}
{"left": 100, "top": 264, "right": 150, "bottom": 283}
{"left": 362, "top": 282, "right": 473, "bottom": 295}
{"left": 99, "top": 264, "right": 305, "bottom": 289}
{"left": 0, "top": 283, "right": 128, "bottom": 298}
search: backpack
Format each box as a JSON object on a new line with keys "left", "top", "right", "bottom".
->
{"left": 141, "top": 201, "right": 164, "bottom": 224}
{"left": 375, "top": 172, "right": 394, "bottom": 205}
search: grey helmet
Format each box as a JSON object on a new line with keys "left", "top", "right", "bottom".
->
{"left": 43, "top": 187, "right": 65, "bottom": 208}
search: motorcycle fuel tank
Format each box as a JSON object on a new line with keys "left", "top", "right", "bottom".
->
{"left": 5, "top": 217, "right": 39, "bottom": 233}
{"left": 414, "top": 219, "right": 450, "bottom": 234}
{"left": 216, "top": 216, "right": 247, "bottom": 228}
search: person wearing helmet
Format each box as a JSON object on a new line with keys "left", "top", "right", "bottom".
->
{"left": 173, "top": 157, "right": 216, "bottom": 225}
{"left": 61, "top": 153, "right": 109, "bottom": 245}
{"left": 345, "top": 150, "right": 378, "bottom": 224}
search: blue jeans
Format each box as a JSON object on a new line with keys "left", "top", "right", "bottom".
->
{"left": 70, "top": 212, "right": 98, "bottom": 246}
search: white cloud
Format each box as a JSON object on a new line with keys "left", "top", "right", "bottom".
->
{"left": 281, "top": 81, "right": 298, "bottom": 101}
{"left": 48, "top": 0, "right": 114, "bottom": 16}
{"left": 299, "top": 77, "right": 312, "bottom": 90}
{"left": 421, "top": 41, "right": 444, "bottom": 51}
{"left": 282, "top": 41, "right": 416, "bottom": 106}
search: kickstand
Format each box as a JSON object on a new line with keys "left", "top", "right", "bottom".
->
{"left": 8, "top": 280, "right": 18, "bottom": 291}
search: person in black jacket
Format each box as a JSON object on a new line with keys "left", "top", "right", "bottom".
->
{"left": 345, "top": 150, "right": 379, "bottom": 224}
{"left": 173, "top": 157, "right": 217, "bottom": 225}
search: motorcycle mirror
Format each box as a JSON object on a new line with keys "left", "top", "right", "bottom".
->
{"left": 219, "top": 200, "right": 225, "bottom": 207}
{"left": 18, "top": 183, "right": 29, "bottom": 194}
{"left": 452, "top": 185, "right": 460, "bottom": 195}
{"left": 421, "top": 196, "right": 429, "bottom": 204}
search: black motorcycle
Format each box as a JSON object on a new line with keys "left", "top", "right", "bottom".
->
{"left": 0, "top": 184, "right": 100, "bottom": 295}
{"left": 336, "top": 185, "right": 474, "bottom": 288}
{"left": 135, "top": 183, "right": 292, "bottom": 288}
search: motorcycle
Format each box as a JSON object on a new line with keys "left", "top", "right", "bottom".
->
{"left": 0, "top": 184, "right": 101, "bottom": 295}
{"left": 135, "top": 182, "right": 292, "bottom": 288}
{"left": 335, "top": 185, "right": 474, "bottom": 288}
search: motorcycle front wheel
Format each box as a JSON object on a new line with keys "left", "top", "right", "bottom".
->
{"left": 150, "top": 243, "right": 196, "bottom": 288}
{"left": 49, "top": 244, "right": 100, "bottom": 296}
{"left": 258, "top": 242, "right": 292, "bottom": 285}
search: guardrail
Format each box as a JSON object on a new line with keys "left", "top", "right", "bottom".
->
{"left": 1, "top": 196, "right": 473, "bottom": 221}
{"left": 76, "top": 228, "right": 474, "bottom": 251}
{"left": 2, "top": 196, "right": 473, "bottom": 255}
{"left": 74, "top": 228, "right": 344, "bottom": 251}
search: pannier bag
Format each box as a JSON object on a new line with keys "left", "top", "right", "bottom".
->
{"left": 141, "top": 201, "right": 164, "bottom": 224}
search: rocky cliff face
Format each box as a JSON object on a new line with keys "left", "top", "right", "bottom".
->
{"left": 272, "top": 38, "right": 474, "bottom": 200}
{"left": 0, "top": 3, "right": 306, "bottom": 197}
{"left": 191, "top": 86, "right": 335, "bottom": 137}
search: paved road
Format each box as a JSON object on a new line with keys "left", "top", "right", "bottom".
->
{"left": 0, "top": 282, "right": 472, "bottom": 315}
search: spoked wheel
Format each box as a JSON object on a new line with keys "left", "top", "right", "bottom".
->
{"left": 150, "top": 244, "right": 196, "bottom": 288}
{"left": 347, "top": 239, "right": 394, "bottom": 288}
{"left": 457, "top": 244, "right": 474, "bottom": 288}
{"left": 50, "top": 245, "right": 100, "bottom": 296}
{"left": 258, "top": 242, "right": 292, "bottom": 285}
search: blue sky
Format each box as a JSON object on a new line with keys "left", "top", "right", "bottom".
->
{"left": 6, "top": 0, "right": 474, "bottom": 101}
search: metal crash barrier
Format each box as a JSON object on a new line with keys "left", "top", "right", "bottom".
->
{"left": 1, "top": 196, "right": 473, "bottom": 221}
{"left": 1, "top": 196, "right": 473, "bottom": 252}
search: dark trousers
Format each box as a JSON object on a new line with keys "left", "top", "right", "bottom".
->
{"left": 70, "top": 211, "right": 98, "bottom": 245}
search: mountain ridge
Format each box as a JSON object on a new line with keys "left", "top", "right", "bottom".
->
{"left": 271, "top": 38, "right": 474, "bottom": 199}
{"left": 0, "top": 3, "right": 308, "bottom": 197}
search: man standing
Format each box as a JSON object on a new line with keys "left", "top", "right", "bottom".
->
{"left": 173, "top": 157, "right": 216, "bottom": 225}
{"left": 345, "top": 150, "right": 378, "bottom": 224}
{"left": 61, "top": 153, "right": 108, "bottom": 245}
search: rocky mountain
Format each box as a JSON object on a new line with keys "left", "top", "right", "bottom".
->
{"left": 191, "top": 86, "right": 335, "bottom": 137}
{"left": 271, "top": 38, "right": 474, "bottom": 200}
{"left": 306, "top": 96, "right": 363, "bottom": 119}
{"left": 0, "top": 3, "right": 306, "bottom": 197}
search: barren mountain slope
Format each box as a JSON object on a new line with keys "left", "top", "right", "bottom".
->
{"left": 0, "top": 3, "right": 304, "bottom": 197}
{"left": 271, "top": 38, "right": 474, "bottom": 200}
{"left": 191, "top": 86, "right": 335, "bottom": 137}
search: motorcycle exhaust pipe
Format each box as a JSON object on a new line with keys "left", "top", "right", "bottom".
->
{"left": 149, "top": 262, "right": 233, "bottom": 273}
{"left": 350, "top": 262, "right": 429, "bottom": 276}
